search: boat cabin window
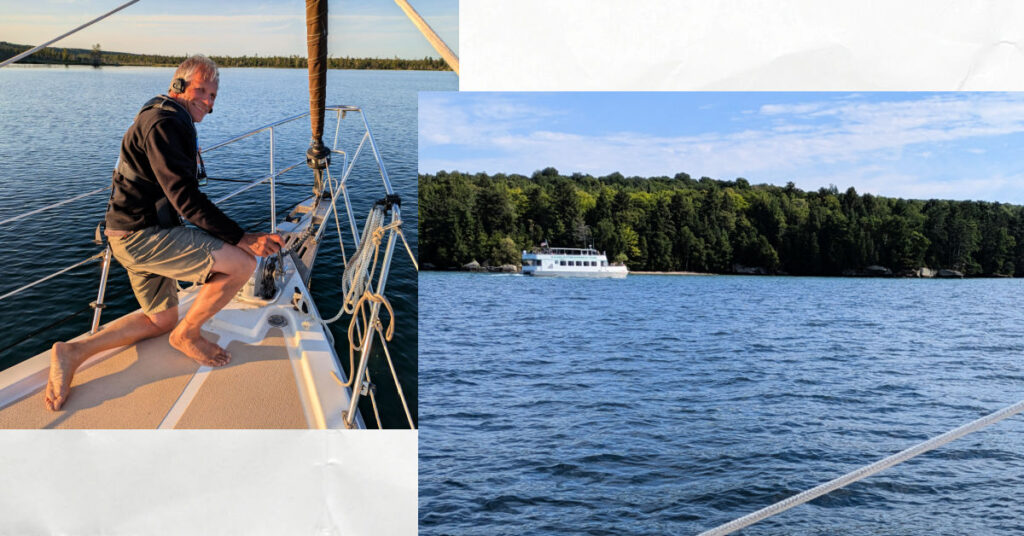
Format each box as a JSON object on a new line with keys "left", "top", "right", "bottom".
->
{"left": 602, "top": 261, "right": 607, "bottom": 266}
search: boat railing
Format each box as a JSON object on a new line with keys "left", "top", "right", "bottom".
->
{"left": 0, "top": 104, "right": 415, "bottom": 429}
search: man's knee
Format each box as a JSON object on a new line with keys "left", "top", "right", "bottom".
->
{"left": 146, "top": 306, "right": 179, "bottom": 334}
{"left": 212, "top": 244, "right": 256, "bottom": 280}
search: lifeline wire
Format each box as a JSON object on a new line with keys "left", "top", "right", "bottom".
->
{"left": 0, "top": 303, "right": 93, "bottom": 355}
{"left": 698, "top": 397, "right": 1024, "bottom": 536}
{"left": 0, "top": 252, "right": 104, "bottom": 302}
{"left": 0, "top": 186, "right": 109, "bottom": 227}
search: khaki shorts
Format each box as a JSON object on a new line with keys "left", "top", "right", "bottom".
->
{"left": 108, "top": 226, "right": 224, "bottom": 315}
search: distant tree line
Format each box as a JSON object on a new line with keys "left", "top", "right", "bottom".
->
{"left": 419, "top": 168, "right": 1024, "bottom": 276}
{"left": 0, "top": 41, "right": 452, "bottom": 71}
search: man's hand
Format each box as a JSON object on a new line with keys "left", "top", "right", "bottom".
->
{"left": 237, "top": 232, "right": 285, "bottom": 257}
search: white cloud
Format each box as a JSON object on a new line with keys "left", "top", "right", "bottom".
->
{"left": 420, "top": 93, "right": 1024, "bottom": 202}
{"left": 419, "top": 94, "right": 566, "bottom": 147}
{"left": 0, "top": 7, "right": 456, "bottom": 57}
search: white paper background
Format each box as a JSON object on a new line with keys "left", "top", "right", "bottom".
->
{"left": 0, "top": 430, "right": 416, "bottom": 535}
{"left": 461, "top": 0, "right": 1024, "bottom": 90}
{"left": 8, "top": 2, "right": 1024, "bottom": 534}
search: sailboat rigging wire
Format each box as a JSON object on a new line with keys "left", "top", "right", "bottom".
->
{"left": 368, "top": 385, "right": 382, "bottom": 429}
{"left": 0, "top": 186, "right": 110, "bottom": 227}
{"left": 698, "top": 396, "right": 1024, "bottom": 536}
{"left": 321, "top": 168, "right": 350, "bottom": 269}
{"left": 0, "top": 252, "right": 104, "bottom": 303}
{"left": 394, "top": 0, "right": 459, "bottom": 75}
{"left": 205, "top": 176, "right": 309, "bottom": 187}
{"left": 0, "top": 303, "right": 94, "bottom": 355}
{"left": 0, "top": 0, "right": 141, "bottom": 68}
{"left": 377, "top": 326, "right": 414, "bottom": 428}
{"left": 393, "top": 222, "right": 417, "bottom": 271}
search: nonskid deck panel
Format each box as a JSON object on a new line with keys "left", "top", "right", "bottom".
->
{"left": 0, "top": 332, "right": 199, "bottom": 429}
{"left": 173, "top": 329, "right": 306, "bottom": 429}
{"left": 0, "top": 254, "right": 361, "bottom": 429}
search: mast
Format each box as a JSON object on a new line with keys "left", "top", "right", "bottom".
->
{"left": 305, "top": 0, "right": 331, "bottom": 196}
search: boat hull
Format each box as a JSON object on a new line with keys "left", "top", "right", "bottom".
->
{"left": 521, "top": 246, "right": 627, "bottom": 279}
{"left": 523, "top": 267, "right": 627, "bottom": 278}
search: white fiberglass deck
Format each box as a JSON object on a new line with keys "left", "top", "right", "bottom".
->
{"left": 0, "top": 255, "right": 363, "bottom": 429}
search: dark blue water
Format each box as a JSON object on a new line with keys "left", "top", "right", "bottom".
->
{"left": 420, "top": 272, "right": 1024, "bottom": 534}
{"left": 0, "top": 65, "right": 455, "bottom": 427}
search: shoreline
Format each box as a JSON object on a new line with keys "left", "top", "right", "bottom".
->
{"left": 421, "top": 268, "right": 1016, "bottom": 279}
{"left": 2, "top": 63, "right": 452, "bottom": 72}
{"left": 630, "top": 270, "right": 715, "bottom": 276}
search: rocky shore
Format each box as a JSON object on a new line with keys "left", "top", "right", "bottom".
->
{"left": 421, "top": 260, "right": 520, "bottom": 273}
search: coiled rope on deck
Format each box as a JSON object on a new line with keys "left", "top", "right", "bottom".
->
{"left": 322, "top": 196, "right": 415, "bottom": 428}
{"left": 699, "top": 397, "right": 1024, "bottom": 536}
{"left": 336, "top": 204, "right": 386, "bottom": 317}
{"left": 326, "top": 291, "right": 394, "bottom": 391}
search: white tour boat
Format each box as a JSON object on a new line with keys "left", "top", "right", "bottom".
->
{"left": 521, "top": 246, "right": 628, "bottom": 278}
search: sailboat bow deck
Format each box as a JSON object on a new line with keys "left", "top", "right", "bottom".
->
{"left": 0, "top": 253, "right": 365, "bottom": 429}
{"left": 0, "top": 105, "right": 412, "bottom": 430}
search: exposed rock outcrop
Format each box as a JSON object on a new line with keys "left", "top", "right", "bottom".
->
{"left": 484, "top": 264, "right": 519, "bottom": 273}
{"left": 864, "top": 265, "right": 892, "bottom": 276}
{"left": 732, "top": 263, "right": 767, "bottom": 275}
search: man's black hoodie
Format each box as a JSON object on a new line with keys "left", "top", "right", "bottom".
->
{"left": 104, "top": 95, "right": 244, "bottom": 245}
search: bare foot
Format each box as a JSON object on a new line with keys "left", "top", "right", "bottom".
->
{"left": 169, "top": 328, "right": 231, "bottom": 367}
{"left": 45, "top": 342, "right": 85, "bottom": 411}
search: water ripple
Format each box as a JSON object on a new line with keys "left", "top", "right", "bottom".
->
{"left": 421, "top": 273, "right": 1024, "bottom": 534}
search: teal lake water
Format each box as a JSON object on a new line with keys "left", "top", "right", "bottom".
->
{"left": 420, "top": 272, "right": 1024, "bottom": 534}
{"left": 0, "top": 65, "right": 454, "bottom": 427}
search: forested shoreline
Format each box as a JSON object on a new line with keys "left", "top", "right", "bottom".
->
{"left": 0, "top": 41, "right": 451, "bottom": 71}
{"left": 419, "top": 169, "right": 1024, "bottom": 277}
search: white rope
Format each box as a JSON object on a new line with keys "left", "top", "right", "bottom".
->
{"left": 699, "top": 397, "right": 1024, "bottom": 536}
{"left": 327, "top": 204, "right": 385, "bottom": 322}
{"left": 0, "top": 0, "right": 141, "bottom": 68}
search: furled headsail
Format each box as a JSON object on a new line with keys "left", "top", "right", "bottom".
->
{"left": 305, "top": 0, "right": 330, "bottom": 196}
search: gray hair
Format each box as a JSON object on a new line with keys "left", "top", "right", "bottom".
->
{"left": 171, "top": 54, "right": 219, "bottom": 87}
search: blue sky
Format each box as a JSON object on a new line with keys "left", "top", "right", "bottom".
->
{"left": 0, "top": 0, "right": 457, "bottom": 58}
{"left": 419, "top": 92, "right": 1024, "bottom": 204}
